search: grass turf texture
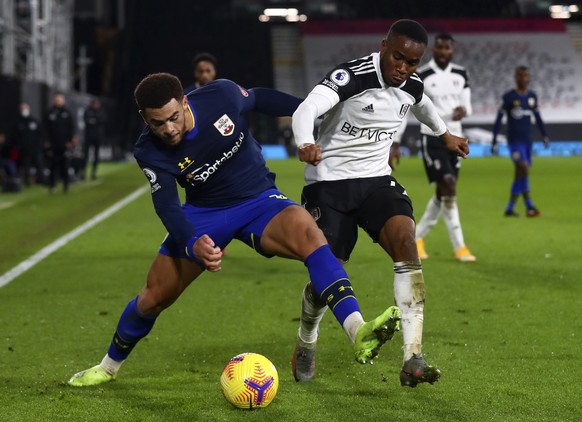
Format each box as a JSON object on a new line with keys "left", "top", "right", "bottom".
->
{"left": 0, "top": 157, "right": 580, "bottom": 421}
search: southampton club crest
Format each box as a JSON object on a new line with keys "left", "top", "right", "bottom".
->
{"left": 214, "top": 114, "right": 235, "bottom": 136}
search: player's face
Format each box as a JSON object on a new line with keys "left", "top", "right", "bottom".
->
{"left": 141, "top": 96, "right": 191, "bottom": 146}
{"left": 515, "top": 69, "right": 530, "bottom": 90}
{"left": 380, "top": 35, "right": 425, "bottom": 87}
{"left": 53, "top": 94, "right": 66, "bottom": 108}
{"left": 433, "top": 38, "right": 453, "bottom": 68}
{"left": 195, "top": 60, "right": 216, "bottom": 86}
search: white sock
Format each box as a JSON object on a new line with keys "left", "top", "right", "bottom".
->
{"left": 343, "top": 312, "right": 365, "bottom": 344}
{"left": 393, "top": 261, "right": 425, "bottom": 362}
{"left": 100, "top": 354, "right": 124, "bottom": 375}
{"left": 416, "top": 196, "right": 441, "bottom": 240}
{"left": 441, "top": 196, "right": 466, "bottom": 251}
{"left": 298, "top": 282, "right": 328, "bottom": 345}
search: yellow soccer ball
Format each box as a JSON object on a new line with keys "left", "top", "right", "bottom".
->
{"left": 220, "top": 352, "right": 279, "bottom": 409}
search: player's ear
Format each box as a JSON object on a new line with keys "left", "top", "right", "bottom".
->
{"left": 182, "top": 95, "right": 188, "bottom": 108}
{"left": 138, "top": 109, "right": 148, "bottom": 125}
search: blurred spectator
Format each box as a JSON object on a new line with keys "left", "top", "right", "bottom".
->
{"left": 183, "top": 52, "right": 217, "bottom": 93}
{"left": 11, "top": 102, "right": 45, "bottom": 186}
{"left": 0, "top": 132, "right": 21, "bottom": 192}
{"left": 44, "top": 92, "right": 76, "bottom": 193}
{"left": 82, "top": 98, "right": 106, "bottom": 180}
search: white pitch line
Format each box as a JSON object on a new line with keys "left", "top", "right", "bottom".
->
{"left": 0, "top": 186, "right": 148, "bottom": 288}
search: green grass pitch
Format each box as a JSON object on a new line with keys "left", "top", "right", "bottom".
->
{"left": 0, "top": 155, "right": 580, "bottom": 421}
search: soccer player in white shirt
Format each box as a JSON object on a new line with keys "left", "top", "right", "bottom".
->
{"left": 415, "top": 33, "right": 476, "bottom": 262}
{"left": 291, "top": 20, "right": 469, "bottom": 387}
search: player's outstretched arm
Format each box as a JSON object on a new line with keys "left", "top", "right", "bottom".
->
{"left": 440, "top": 131, "right": 469, "bottom": 158}
{"left": 292, "top": 88, "right": 337, "bottom": 166}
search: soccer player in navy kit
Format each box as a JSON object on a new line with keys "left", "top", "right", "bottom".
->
{"left": 492, "top": 65, "right": 549, "bottom": 217}
{"left": 415, "top": 33, "right": 476, "bottom": 262}
{"left": 292, "top": 20, "right": 469, "bottom": 387}
{"left": 68, "top": 73, "right": 400, "bottom": 387}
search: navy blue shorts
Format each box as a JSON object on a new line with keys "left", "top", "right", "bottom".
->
{"left": 159, "top": 188, "right": 297, "bottom": 262}
{"left": 509, "top": 142, "right": 532, "bottom": 165}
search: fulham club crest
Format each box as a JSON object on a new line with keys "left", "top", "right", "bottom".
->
{"left": 213, "top": 114, "right": 235, "bottom": 136}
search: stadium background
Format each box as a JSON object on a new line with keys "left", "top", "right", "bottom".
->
{"left": 1, "top": 0, "right": 581, "bottom": 161}
{"left": 1, "top": 2, "right": 581, "bottom": 420}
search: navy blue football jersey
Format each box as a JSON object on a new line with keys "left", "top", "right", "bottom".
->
{"left": 133, "top": 79, "right": 301, "bottom": 247}
{"left": 494, "top": 89, "right": 547, "bottom": 144}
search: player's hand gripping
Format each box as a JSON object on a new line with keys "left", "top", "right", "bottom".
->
{"left": 491, "top": 142, "right": 499, "bottom": 155}
{"left": 440, "top": 131, "right": 469, "bottom": 158}
{"left": 297, "top": 143, "right": 322, "bottom": 166}
{"left": 451, "top": 106, "right": 467, "bottom": 121}
{"left": 193, "top": 234, "right": 223, "bottom": 272}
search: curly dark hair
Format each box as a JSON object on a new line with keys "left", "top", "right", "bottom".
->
{"left": 134, "top": 72, "right": 184, "bottom": 110}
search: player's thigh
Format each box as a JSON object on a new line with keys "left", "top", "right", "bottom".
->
{"left": 140, "top": 253, "right": 204, "bottom": 315}
{"left": 378, "top": 215, "right": 417, "bottom": 262}
{"left": 260, "top": 205, "right": 328, "bottom": 260}
{"left": 358, "top": 177, "right": 414, "bottom": 255}
{"left": 301, "top": 182, "right": 359, "bottom": 262}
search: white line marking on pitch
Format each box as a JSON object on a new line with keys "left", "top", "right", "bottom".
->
{"left": 0, "top": 186, "right": 148, "bottom": 288}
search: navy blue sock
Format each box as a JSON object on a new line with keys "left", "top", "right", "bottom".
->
{"left": 511, "top": 179, "right": 522, "bottom": 196}
{"left": 107, "top": 296, "right": 157, "bottom": 361}
{"left": 304, "top": 245, "right": 360, "bottom": 326}
{"left": 523, "top": 177, "right": 535, "bottom": 208}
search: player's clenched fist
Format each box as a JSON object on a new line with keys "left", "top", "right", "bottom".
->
{"left": 297, "top": 143, "right": 322, "bottom": 166}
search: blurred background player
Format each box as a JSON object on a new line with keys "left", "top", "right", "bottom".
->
{"left": 44, "top": 92, "right": 76, "bottom": 193}
{"left": 11, "top": 102, "right": 45, "bottom": 186}
{"left": 183, "top": 52, "right": 217, "bottom": 94}
{"left": 415, "top": 33, "right": 475, "bottom": 262}
{"left": 82, "top": 98, "right": 106, "bottom": 180}
{"left": 491, "top": 65, "right": 549, "bottom": 217}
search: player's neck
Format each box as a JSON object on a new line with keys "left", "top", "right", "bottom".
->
{"left": 515, "top": 86, "right": 528, "bottom": 94}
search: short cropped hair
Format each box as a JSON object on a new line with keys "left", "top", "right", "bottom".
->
{"left": 515, "top": 65, "right": 529, "bottom": 73}
{"left": 435, "top": 33, "right": 454, "bottom": 43}
{"left": 386, "top": 19, "right": 428, "bottom": 45}
{"left": 192, "top": 52, "right": 217, "bottom": 69}
{"left": 134, "top": 72, "right": 184, "bottom": 110}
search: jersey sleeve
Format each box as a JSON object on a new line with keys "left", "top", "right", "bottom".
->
{"left": 316, "top": 65, "right": 360, "bottom": 102}
{"left": 292, "top": 86, "right": 339, "bottom": 146}
{"left": 217, "top": 79, "right": 302, "bottom": 117}
{"left": 492, "top": 93, "right": 509, "bottom": 142}
{"left": 410, "top": 93, "right": 447, "bottom": 136}
{"left": 137, "top": 159, "right": 197, "bottom": 250}
{"left": 250, "top": 87, "right": 303, "bottom": 116}
{"left": 531, "top": 92, "right": 548, "bottom": 138}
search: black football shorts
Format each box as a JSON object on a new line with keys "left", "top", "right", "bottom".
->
{"left": 301, "top": 175, "right": 414, "bottom": 261}
{"left": 421, "top": 134, "right": 461, "bottom": 183}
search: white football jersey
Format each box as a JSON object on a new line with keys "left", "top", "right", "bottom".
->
{"left": 295, "top": 52, "right": 447, "bottom": 184}
{"left": 417, "top": 58, "right": 471, "bottom": 137}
